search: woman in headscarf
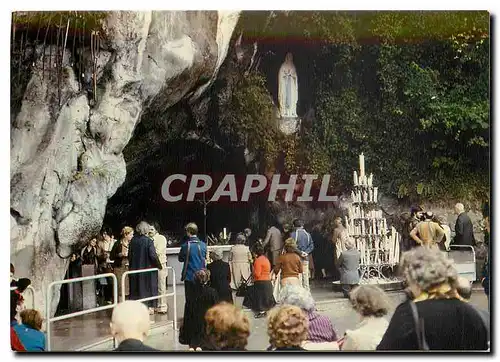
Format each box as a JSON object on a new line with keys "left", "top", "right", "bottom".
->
{"left": 377, "top": 246, "right": 488, "bottom": 350}
{"left": 229, "top": 233, "right": 252, "bottom": 290}
{"left": 179, "top": 269, "right": 219, "bottom": 350}
{"left": 208, "top": 249, "right": 233, "bottom": 303}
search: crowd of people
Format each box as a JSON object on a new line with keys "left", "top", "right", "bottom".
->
{"left": 109, "top": 245, "right": 488, "bottom": 352}
{"left": 57, "top": 222, "right": 168, "bottom": 315}
{"left": 10, "top": 199, "right": 490, "bottom": 352}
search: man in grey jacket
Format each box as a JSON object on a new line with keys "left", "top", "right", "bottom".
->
{"left": 262, "top": 221, "right": 283, "bottom": 268}
{"left": 338, "top": 238, "right": 360, "bottom": 298}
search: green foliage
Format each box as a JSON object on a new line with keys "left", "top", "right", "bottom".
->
{"left": 221, "top": 72, "right": 283, "bottom": 168}
{"left": 303, "top": 12, "right": 490, "bottom": 203}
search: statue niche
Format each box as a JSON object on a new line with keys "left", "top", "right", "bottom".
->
{"left": 278, "top": 52, "right": 298, "bottom": 118}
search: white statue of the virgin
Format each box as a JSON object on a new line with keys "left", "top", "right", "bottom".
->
{"left": 278, "top": 52, "right": 298, "bottom": 118}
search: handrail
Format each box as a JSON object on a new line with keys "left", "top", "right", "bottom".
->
{"left": 45, "top": 272, "right": 118, "bottom": 351}
{"left": 122, "top": 267, "right": 177, "bottom": 334}
{"left": 10, "top": 285, "right": 36, "bottom": 309}
{"left": 449, "top": 244, "right": 476, "bottom": 262}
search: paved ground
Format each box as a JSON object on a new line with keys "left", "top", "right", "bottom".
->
{"left": 50, "top": 280, "right": 488, "bottom": 351}
{"left": 144, "top": 289, "right": 488, "bottom": 351}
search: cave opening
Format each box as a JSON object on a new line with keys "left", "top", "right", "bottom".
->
{"left": 103, "top": 132, "right": 262, "bottom": 243}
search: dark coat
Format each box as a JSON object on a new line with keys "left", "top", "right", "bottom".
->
{"left": 110, "top": 240, "right": 125, "bottom": 268}
{"left": 377, "top": 299, "right": 488, "bottom": 350}
{"left": 338, "top": 249, "right": 360, "bottom": 285}
{"left": 179, "top": 284, "right": 219, "bottom": 348}
{"left": 114, "top": 339, "right": 159, "bottom": 352}
{"left": 128, "top": 235, "right": 162, "bottom": 308}
{"left": 208, "top": 260, "right": 233, "bottom": 303}
{"left": 454, "top": 212, "right": 475, "bottom": 246}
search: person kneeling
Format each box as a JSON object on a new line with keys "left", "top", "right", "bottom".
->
{"left": 338, "top": 239, "right": 360, "bottom": 298}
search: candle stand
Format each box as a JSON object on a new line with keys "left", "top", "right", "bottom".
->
{"left": 340, "top": 154, "right": 404, "bottom": 289}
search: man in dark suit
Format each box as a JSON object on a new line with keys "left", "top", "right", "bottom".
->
{"left": 128, "top": 221, "right": 163, "bottom": 314}
{"left": 112, "top": 301, "right": 159, "bottom": 351}
{"left": 453, "top": 203, "right": 476, "bottom": 246}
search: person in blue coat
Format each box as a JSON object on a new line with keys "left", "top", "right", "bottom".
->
{"left": 11, "top": 309, "right": 45, "bottom": 351}
{"left": 178, "top": 222, "right": 207, "bottom": 302}
{"left": 290, "top": 219, "right": 314, "bottom": 291}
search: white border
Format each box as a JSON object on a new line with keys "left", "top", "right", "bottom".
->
{"left": 3, "top": 2, "right": 498, "bottom": 361}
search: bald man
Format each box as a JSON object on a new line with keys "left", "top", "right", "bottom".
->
{"left": 456, "top": 277, "right": 472, "bottom": 300}
{"left": 454, "top": 203, "right": 475, "bottom": 246}
{"left": 111, "top": 301, "right": 158, "bottom": 351}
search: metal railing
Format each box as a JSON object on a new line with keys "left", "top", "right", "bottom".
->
{"left": 122, "top": 267, "right": 177, "bottom": 334}
{"left": 45, "top": 273, "right": 118, "bottom": 351}
{"left": 10, "top": 285, "right": 36, "bottom": 309}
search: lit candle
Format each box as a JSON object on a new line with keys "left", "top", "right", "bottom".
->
{"left": 354, "top": 171, "right": 358, "bottom": 186}
{"left": 359, "top": 153, "right": 365, "bottom": 178}
{"left": 223, "top": 228, "right": 227, "bottom": 239}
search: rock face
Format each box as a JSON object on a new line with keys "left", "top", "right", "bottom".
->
{"left": 10, "top": 11, "right": 240, "bottom": 317}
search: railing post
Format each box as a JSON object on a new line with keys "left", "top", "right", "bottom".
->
{"left": 44, "top": 273, "right": 118, "bottom": 352}
{"left": 46, "top": 283, "right": 52, "bottom": 351}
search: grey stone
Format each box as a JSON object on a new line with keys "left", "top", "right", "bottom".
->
{"left": 10, "top": 11, "right": 240, "bottom": 317}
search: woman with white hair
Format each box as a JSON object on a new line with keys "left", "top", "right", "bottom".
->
{"left": 128, "top": 221, "right": 163, "bottom": 314}
{"left": 279, "top": 284, "right": 338, "bottom": 350}
{"left": 341, "top": 285, "right": 391, "bottom": 351}
{"left": 338, "top": 238, "right": 360, "bottom": 298}
{"left": 208, "top": 248, "right": 233, "bottom": 303}
{"left": 377, "top": 246, "right": 488, "bottom": 350}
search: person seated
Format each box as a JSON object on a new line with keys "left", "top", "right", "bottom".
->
{"left": 267, "top": 305, "right": 308, "bottom": 351}
{"left": 456, "top": 276, "right": 472, "bottom": 300}
{"left": 341, "top": 285, "right": 391, "bottom": 351}
{"left": 202, "top": 303, "right": 250, "bottom": 351}
{"left": 111, "top": 301, "right": 159, "bottom": 351}
{"left": 11, "top": 309, "right": 46, "bottom": 351}
{"left": 208, "top": 249, "right": 233, "bottom": 303}
{"left": 279, "top": 284, "right": 338, "bottom": 350}
{"left": 377, "top": 246, "right": 488, "bottom": 350}
{"left": 11, "top": 278, "right": 32, "bottom": 325}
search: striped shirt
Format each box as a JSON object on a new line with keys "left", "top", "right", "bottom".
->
{"left": 307, "top": 311, "right": 337, "bottom": 343}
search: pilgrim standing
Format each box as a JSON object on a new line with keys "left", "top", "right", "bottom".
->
{"left": 81, "top": 238, "right": 99, "bottom": 309}
{"left": 128, "top": 221, "right": 162, "bottom": 314}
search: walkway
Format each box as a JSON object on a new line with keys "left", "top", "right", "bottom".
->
{"left": 49, "top": 280, "right": 488, "bottom": 351}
